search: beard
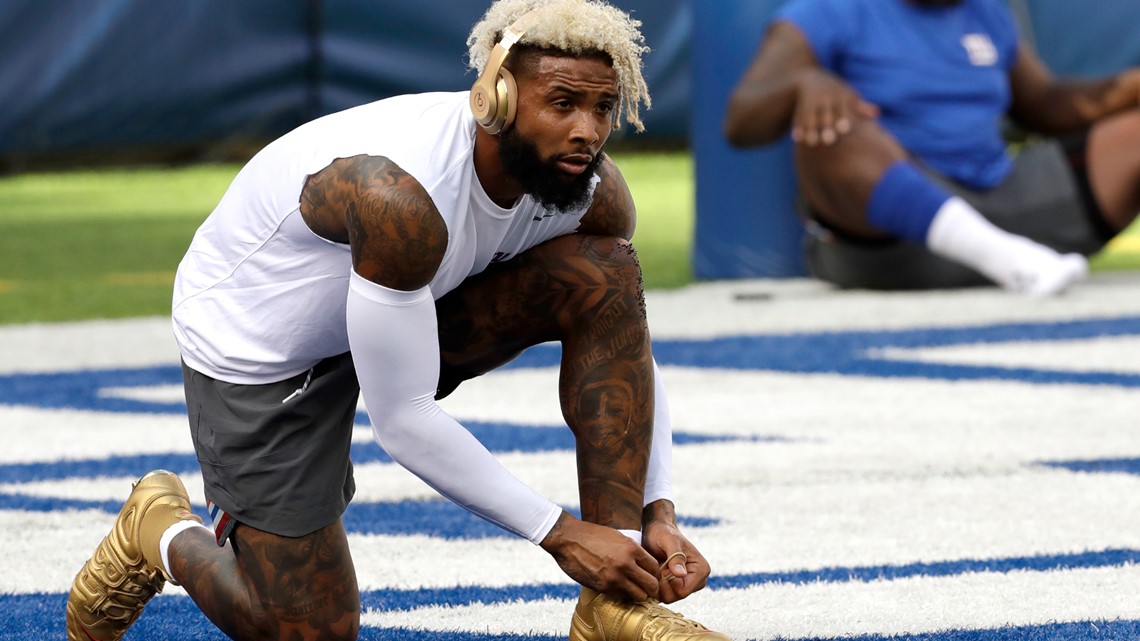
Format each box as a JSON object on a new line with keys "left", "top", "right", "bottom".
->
{"left": 498, "top": 126, "right": 602, "bottom": 212}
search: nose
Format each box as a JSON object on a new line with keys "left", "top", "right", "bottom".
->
{"left": 570, "top": 110, "right": 602, "bottom": 146}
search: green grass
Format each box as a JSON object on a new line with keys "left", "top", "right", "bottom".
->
{"left": 1, "top": 151, "right": 1137, "bottom": 325}
{"left": 0, "top": 166, "right": 234, "bottom": 324}
{"left": 613, "top": 151, "right": 695, "bottom": 289}
{"left": 0, "top": 152, "right": 695, "bottom": 325}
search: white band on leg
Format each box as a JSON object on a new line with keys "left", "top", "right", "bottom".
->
{"left": 158, "top": 519, "right": 210, "bottom": 585}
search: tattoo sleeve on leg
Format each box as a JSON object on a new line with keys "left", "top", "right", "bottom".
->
{"left": 171, "top": 522, "right": 360, "bottom": 641}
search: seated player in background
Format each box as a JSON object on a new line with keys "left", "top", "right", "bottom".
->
{"left": 725, "top": 0, "right": 1140, "bottom": 295}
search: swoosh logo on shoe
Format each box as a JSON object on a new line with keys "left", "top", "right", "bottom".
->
{"left": 77, "top": 622, "right": 101, "bottom": 641}
{"left": 573, "top": 610, "right": 601, "bottom": 641}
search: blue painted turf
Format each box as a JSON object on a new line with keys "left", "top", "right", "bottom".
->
{"left": 8, "top": 313, "right": 1140, "bottom": 639}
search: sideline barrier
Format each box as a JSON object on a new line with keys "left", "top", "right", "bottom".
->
{"left": 0, "top": 0, "right": 688, "bottom": 158}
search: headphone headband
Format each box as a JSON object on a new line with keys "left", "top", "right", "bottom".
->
{"left": 469, "top": 8, "right": 548, "bottom": 135}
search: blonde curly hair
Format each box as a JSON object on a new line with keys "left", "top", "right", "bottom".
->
{"left": 467, "top": 0, "right": 651, "bottom": 131}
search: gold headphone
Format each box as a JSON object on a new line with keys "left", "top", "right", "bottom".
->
{"left": 469, "top": 9, "right": 548, "bottom": 135}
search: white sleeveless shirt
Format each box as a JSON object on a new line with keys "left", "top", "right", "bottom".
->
{"left": 172, "top": 92, "right": 591, "bottom": 384}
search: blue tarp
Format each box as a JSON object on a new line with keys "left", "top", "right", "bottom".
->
{"left": 0, "top": 0, "right": 689, "bottom": 156}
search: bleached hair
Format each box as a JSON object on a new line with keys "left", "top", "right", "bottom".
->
{"left": 467, "top": 0, "right": 651, "bottom": 131}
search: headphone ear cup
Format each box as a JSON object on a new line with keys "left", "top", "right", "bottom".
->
{"left": 496, "top": 67, "right": 519, "bottom": 134}
{"left": 470, "top": 79, "right": 498, "bottom": 130}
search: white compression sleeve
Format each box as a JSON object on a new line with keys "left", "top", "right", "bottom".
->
{"left": 644, "top": 358, "right": 674, "bottom": 506}
{"left": 346, "top": 272, "right": 562, "bottom": 544}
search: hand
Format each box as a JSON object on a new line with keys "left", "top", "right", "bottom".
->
{"left": 540, "top": 512, "right": 661, "bottom": 602}
{"left": 1072, "top": 68, "right": 1140, "bottom": 122}
{"left": 792, "top": 68, "right": 880, "bottom": 146}
{"left": 641, "top": 500, "right": 711, "bottom": 603}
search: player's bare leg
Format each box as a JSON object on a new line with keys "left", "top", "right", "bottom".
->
{"left": 434, "top": 233, "right": 728, "bottom": 641}
{"left": 169, "top": 521, "right": 360, "bottom": 641}
{"left": 1086, "top": 109, "right": 1140, "bottom": 232}
{"left": 66, "top": 470, "right": 360, "bottom": 641}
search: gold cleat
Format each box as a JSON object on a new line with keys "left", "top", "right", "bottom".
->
{"left": 570, "top": 587, "right": 731, "bottom": 641}
{"left": 66, "top": 470, "right": 202, "bottom": 641}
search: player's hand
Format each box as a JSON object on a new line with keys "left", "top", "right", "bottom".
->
{"left": 641, "top": 500, "right": 710, "bottom": 603}
{"left": 540, "top": 512, "right": 660, "bottom": 602}
{"left": 792, "top": 68, "right": 879, "bottom": 146}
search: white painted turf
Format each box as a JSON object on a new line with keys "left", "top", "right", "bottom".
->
{"left": 4, "top": 273, "right": 1140, "bottom": 640}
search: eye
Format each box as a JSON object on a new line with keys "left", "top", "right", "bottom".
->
{"left": 596, "top": 101, "right": 615, "bottom": 115}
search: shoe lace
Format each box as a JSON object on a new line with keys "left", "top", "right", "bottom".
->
{"left": 103, "top": 570, "right": 165, "bottom": 615}
{"left": 89, "top": 561, "right": 165, "bottom": 621}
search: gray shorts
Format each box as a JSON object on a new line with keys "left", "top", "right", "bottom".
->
{"left": 182, "top": 352, "right": 360, "bottom": 543}
{"left": 804, "top": 139, "right": 1111, "bottom": 290}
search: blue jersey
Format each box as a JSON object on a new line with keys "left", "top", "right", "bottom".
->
{"left": 777, "top": 0, "right": 1020, "bottom": 189}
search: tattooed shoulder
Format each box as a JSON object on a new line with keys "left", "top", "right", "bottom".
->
{"left": 301, "top": 154, "right": 447, "bottom": 290}
{"left": 578, "top": 154, "right": 636, "bottom": 240}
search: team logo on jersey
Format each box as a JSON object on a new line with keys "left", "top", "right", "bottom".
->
{"left": 961, "top": 33, "right": 998, "bottom": 66}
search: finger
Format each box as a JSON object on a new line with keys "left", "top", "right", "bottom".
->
{"left": 614, "top": 576, "right": 654, "bottom": 603}
{"left": 669, "top": 571, "right": 706, "bottom": 600}
{"left": 683, "top": 559, "right": 710, "bottom": 593}
{"left": 819, "top": 98, "right": 839, "bottom": 145}
{"left": 661, "top": 551, "right": 688, "bottom": 578}
{"left": 797, "top": 101, "right": 822, "bottom": 146}
{"left": 619, "top": 546, "right": 661, "bottom": 601}
{"left": 626, "top": 567, "right": 659, "bottom": 602}
{"left": 857, "top": 100, "right": 880, "bottom": 119}
{"left": 658, "top": 570, "right": 680, "bottom": 603}
{"left": 634, "top": 545, "right": 660, "bottom": 576}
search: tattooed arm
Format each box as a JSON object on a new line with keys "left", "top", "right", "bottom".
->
{"left": 304, "top": 155, "right": 565, "bottom": 544}
{"left": 300, "top": 154, "right": 446, "bottom": 290}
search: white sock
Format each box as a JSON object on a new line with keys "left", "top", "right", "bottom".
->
{"left": 158, "top": 520, "right": 210, "bottom": 585}
{"left": 618, "top": 529, "right": 642, "bottom": 546}
{"left": 926, "top": 197, "right": 1088, "bottom": 296}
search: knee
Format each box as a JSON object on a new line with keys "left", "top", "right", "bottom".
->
{"left": 590, "top": 234, "right": 640, "bottom": 266}
{"left": 250, "top": 606, "right": 360, "bottom": 641}
{"left": 574, "top": 235, "right": 645, "bottom": 296}
{"left": 795, "top": 118, "right": 906, "bottom": 183}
